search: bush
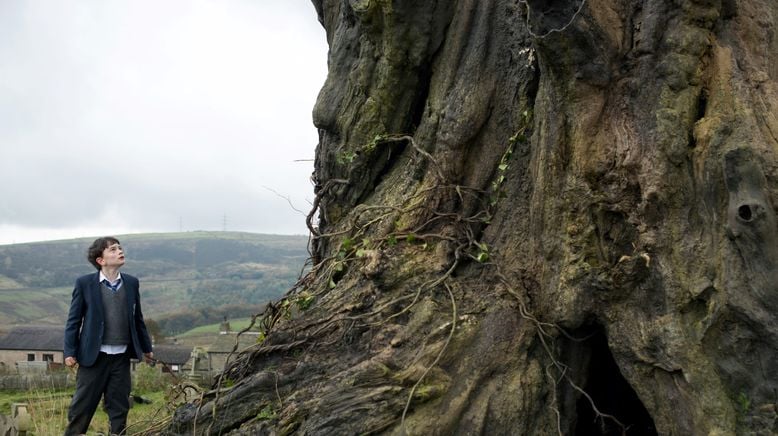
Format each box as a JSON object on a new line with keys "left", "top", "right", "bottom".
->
{"left": 132, "top": 363, "right": 170, "bottom": 394}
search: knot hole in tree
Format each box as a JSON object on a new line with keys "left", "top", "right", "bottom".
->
{"left": 737, "top": 204, "right": 754, "bottom": 222}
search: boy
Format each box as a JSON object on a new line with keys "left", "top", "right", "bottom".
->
{"left": 63, "top": 236, "right": 153, "bottom": 435}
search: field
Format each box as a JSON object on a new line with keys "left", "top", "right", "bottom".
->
{"left": 6, "top": 390, "right": 169, "bottom": 435}
{"left": 0, "top": 366, "right": 177, "bottom": 435}
{"left": 0, "top": 231, "right": 309, "bottom": 333}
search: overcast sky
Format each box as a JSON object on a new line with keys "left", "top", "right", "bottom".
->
{"left": 0, "top": 1, "right": 328, "bottom": 245}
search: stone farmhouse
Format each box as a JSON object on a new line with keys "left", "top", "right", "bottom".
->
{"left": 0, "top": 326, "right": 64, "bottom": 372}
{"left": 142, "top": 344, "right": 193, "bottom": 374}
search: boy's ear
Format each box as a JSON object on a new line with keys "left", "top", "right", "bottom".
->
{"left": 96, "top": 257, "right": 106, "bottom": 266}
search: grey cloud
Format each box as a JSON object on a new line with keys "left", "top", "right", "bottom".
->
{"left": 0, "top": 0, "right": 327, "bottom": 243}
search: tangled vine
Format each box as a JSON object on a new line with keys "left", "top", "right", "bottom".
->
{"left": 156, "top": 109, "right": 624, "bottom": 435}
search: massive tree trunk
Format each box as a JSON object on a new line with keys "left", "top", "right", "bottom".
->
{"left": 166, "top": 0, "right": 778, "bottom": 434}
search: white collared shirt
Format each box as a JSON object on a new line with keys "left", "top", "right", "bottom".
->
{"left": 98, "top": 271, "right": 127, "bottom": 355}
{"left": 99, "top": 271, "right": 123, "bottom": 291}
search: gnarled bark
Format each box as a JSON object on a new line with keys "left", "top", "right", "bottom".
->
{"left": 166, "top": 0, "right": 778, "bottom": 434}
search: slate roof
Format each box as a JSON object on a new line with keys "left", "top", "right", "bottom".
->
{"left": 0, "top": 326, "right": 64, "bottom": 351}
{"left": 152, "top": 344, "right": 193, "bottom": 365}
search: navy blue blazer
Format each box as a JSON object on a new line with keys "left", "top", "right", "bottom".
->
{"left": 63, "top": 272, "right": 153, "bottom": 367}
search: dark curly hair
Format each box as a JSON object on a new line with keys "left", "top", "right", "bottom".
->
{"left": 87, "top": 237, "right": 120, "bottom": 270}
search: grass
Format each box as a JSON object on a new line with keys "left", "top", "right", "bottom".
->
{"left": 0, "top": 389, "right": 30, "bottom": 414}
{"left": 0, "top": 231, "right": 308, "bottom": 326}
{"left": 0, "top": 288, "right": 68, "bottom": 302}
{"left": 0, "top": 287, "right": 71, "bottom": 326}
{"left": 0, "top": 274, "right": 23, "bottom": 289}
{"left": 0, "top": 368, "right": 176, "bottom": 435}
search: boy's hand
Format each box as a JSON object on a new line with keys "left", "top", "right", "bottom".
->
{"left": 65, "top": 356, "right": 77, "bottom": 367}
{"left": 143, "top": 352, "right": 154, "bottom": 363}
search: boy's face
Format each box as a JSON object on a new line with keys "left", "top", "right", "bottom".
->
{"left": 97, "top": 243, "right": 125, "bottom": 269}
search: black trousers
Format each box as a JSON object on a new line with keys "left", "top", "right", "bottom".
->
{"left": 65, "top": 352, "right": 131, "bottom": 436}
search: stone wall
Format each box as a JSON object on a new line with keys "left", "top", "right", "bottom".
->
{"left": 0, "top": 373, "right": 72, "bottom": 391}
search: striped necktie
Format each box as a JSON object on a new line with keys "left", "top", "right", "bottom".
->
{"left": 102, "top": 279, "right": 122, "bottom": 293}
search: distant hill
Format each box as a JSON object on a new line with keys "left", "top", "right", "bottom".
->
{"left": 0, "top": 231, "right": 309, "bottom": 332}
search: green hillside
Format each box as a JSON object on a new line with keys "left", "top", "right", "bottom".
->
{"left": 0, "top": 231, "right": 309, "bottom": 332}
